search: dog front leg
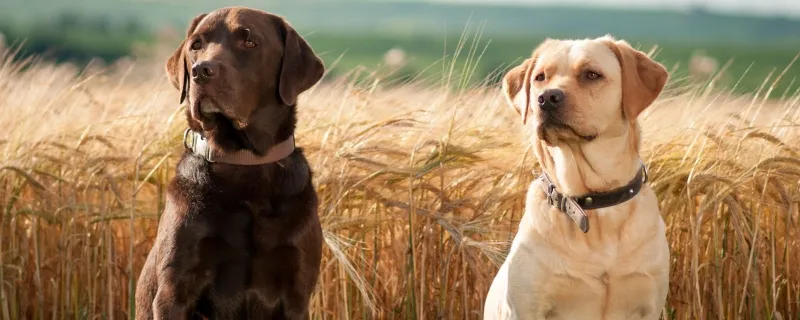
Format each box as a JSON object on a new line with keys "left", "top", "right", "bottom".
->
{"left": 280, "top": 289, "right": 311, "bottom": 320}
{"left": 152, "top": 266, "right": 210, "bottom": 320}
{"left": 153, "top": 280, "right": 191, "bottom": 320}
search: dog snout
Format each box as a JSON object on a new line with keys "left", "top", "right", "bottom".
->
{"left": 191, "top": 61, "right": 219, "bottom": 84}
{"left": 538, "top": 89, "right": 565, "bottom": 111}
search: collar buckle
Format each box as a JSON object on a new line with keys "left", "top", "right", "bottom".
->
{"left": 546, "top": 183, "right": 568, "bottom": 213}
{"left": 183, "top": 129, "right": 215, "bottom": 163}
{"left": 183, "top": 128, "right": 193, "bottom": 149}
{"left": 539, "top": 163, "right": 649, "bottom": 233}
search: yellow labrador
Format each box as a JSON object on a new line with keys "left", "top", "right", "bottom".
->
{"left": 484, "top": 36, "right": 670, "bottom": 319}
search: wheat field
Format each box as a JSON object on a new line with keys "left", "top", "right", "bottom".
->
{"left": 0, "top": 39, "right": 799, "bottom": 320}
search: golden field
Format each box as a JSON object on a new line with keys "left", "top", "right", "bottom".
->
{"left": 0, "top": 42, "right": 799, "bottom": 320}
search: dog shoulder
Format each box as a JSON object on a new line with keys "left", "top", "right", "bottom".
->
{"left": 274, "top": 149, "right": 314, "bottom": 197}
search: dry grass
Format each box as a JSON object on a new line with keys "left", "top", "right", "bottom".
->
{"left": 1, "top": 41, "right": 799, "bottom": 320}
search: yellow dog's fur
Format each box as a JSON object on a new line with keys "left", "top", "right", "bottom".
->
{"left": 483, "top": 36, "right": 670, "bottom": 319}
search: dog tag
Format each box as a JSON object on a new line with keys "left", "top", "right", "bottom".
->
{"left": 562, "top": 197, "right": 590, "bottom": 233}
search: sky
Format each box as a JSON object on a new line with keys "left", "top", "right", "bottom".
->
{"left": 432, "top": 0, "right": 800, "bottom": 18}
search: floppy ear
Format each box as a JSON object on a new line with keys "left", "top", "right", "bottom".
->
{"left": 502, "top": 58, "right": 534, "bottom": 124}
{"left": 165, "top": 13, "right": 207, "bottom": 103}
{"left": 277, "top": 19, "right": 325, "bottom": 106}
{"left": 502, "top": 39, "right": 556, "bottom": 125}
{"left": 605, "top": 39, "right": 669, "bottom": 120}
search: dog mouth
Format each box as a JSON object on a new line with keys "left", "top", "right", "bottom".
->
{"left": 189, "top": 93, "right": 248, "bottom": 131}
{"left": 199, "top": 99, "right": 222, "bottom": 116}
{"left": 538, "top": 116, "right": 597, "bottom": 143}
{"left": 189, "top": 94, "right": 216, "bottom": 129}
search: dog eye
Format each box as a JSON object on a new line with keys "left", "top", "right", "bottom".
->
{"left": 585, "top": 71, "right": 602, "bottom": 80}
{"left": 534, "top": 73, "right": 546, "bottom": 82}
{"left": 190, "top": 40, "right": 202, "bottom": 51}
{"left": 244, "top": 40, "right": 257, "bottom": 48}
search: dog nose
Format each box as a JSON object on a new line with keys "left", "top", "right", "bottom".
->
{"left": 538, "top": 89, "right": 565, "bottom": 111}
{"left": 191, "top": 61, "right": 219, "bottom": 84}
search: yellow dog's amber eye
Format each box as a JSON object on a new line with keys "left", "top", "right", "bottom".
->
{"left": 244, "top": 40, "right": 257, "bottom": 48}
{"left": 190, "top": 41, "right": 202, "bottom": 51}
{"left": 534, "top": 73, "right": 545, "bottom": 82}
{"left": 586, "top": 71, "right": 601, "bottom": 80}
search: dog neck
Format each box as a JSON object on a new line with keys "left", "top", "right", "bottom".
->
{"left": 535, "top": 122, "right": 642, "bottom": 196}
{"left": 183, "top": 129, "right": 295, "bottom": 165}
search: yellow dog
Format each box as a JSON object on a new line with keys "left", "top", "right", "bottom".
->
{"left": 484, "top": 35, "right": 670, "bottom": 320}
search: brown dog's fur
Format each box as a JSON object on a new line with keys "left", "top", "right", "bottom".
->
{"left": 135, "top": 7, "right": 324, "bottom": 319}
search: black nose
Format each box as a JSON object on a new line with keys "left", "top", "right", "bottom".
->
{"left": 191, "top": 61, "right": 219, "bottom": 84}
{"left": 538, "top": 89, "right": 565, "bottom": 111}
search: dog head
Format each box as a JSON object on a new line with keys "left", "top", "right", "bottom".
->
{"left": 502, "top": 36, "right": 668, "bottom": 146}
{"left": 166, "top": 7, "right": 324, "bottom": 153}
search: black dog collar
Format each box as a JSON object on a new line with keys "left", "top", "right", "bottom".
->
{"left": 539, "top": 164, "right": 648, "bottom": 233}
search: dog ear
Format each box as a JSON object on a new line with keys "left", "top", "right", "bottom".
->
{"left": 277, "top": 19, "right": 325, "bottom": 106}
{"left": 502, "top": 58, "right": 535, "bottom": 124}
{"left": 604, "top": 39, "right": 668, "bottom": 120}
{"left": 502, "top": 39, "right": 555, "bottom": 125}
{"left": 165, "top": 13, "right": 207, "bottom": 103}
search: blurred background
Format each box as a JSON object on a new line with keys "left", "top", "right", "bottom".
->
{"left": 0, "top": 0, "right": 799, "bottom": 94}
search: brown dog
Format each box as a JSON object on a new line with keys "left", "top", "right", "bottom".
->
{"left": 135, "top": 7, "right": 324, "bottom": 319}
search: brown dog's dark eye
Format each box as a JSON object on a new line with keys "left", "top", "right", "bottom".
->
{"left": 190, "top": 40, "right": 202, "bottom": 51}
{"left": 244, "top": 40, "right": 257, "bottom": 48}
{"left": 586, "top": 71, "right": 602, "bottom": 80}
{"left": 534, "top": 73, "right": 545, "bottom": 82}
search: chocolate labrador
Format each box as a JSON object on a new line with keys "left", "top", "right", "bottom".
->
{"left": 135, "top": 7, "right": 324, "bottom": 319}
